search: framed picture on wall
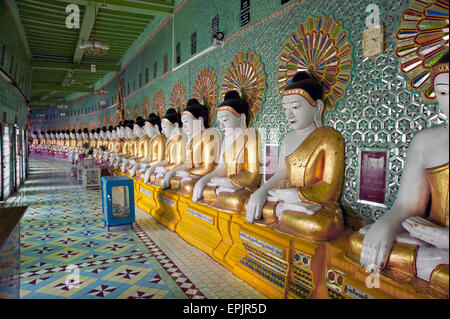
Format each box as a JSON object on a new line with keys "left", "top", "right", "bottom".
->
{"left": 263, "top": 144, "right": 279, "bottom": 182}
{"left": 357, "top": 147, "right": 389, "bottom": 207}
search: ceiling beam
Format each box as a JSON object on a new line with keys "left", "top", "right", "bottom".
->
{"left": 53, "top": 0, "right": 173, "bottom": 17}
{"left": 32, "top": 85, "right": 93, "bottom": 93}
{"left": 30, "top": 99, "right": 65, "bottom": 105}
{"left": 32, "top": 61, "right": 120, "bottom": 72}
{"left": 5, "top": 0, "right": 32, "bottom": 60}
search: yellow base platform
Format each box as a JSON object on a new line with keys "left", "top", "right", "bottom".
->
{"left": 153, "top": 189, "right": 181, "bottom": 232}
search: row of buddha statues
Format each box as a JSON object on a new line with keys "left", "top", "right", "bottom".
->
{"left": 30, "top": 53, "right": 449, "bottom": 297}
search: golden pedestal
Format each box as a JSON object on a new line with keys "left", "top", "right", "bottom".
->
{"left": 324, "top": 242, "right": 445, "bottom": 299}
{"left": 153, "top": 189, "right": 181, "bottom": 232}
{"left": 135, "top": 181, "right": 158, "bottom": 215}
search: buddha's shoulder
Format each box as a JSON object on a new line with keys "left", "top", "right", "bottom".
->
{"left": 314, "top": 126, "right": 343, "bottom": 138}
{"left": 410, "top": 126, "right": 448, "bottom": 151}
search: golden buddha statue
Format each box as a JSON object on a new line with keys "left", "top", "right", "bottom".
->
{"left": 101, "top": 126, "right": 115, "bottom": 162}
{"left": 132, "top": 114, "right": 166, "bottom": 180}
{"left": 121, "top": 117, "right": 149, "bottom": 173}
{"left": 146, "top": 109, "right": 186, "bottom": 186}
{"left": 89, "top": 129, "right": 97, "bottom": 150}
{"left": 114, "top": 120, "right": 139, "bottom": 170}
{"left": 64, "top": 130, "right": 71, "bottom": 149}
{"left": 245, "top": 72, "right": 345, "bottom": 241}
{"left": 192, "top": 91, "right": 262, "bottom": 212}
{"left": 109, "top": 122, "right": 127, "bottom": 167}
{"left": 348, "top": 53, "right": 449, "bottom": 297}
{"left": 162, "top": 98, "right": 220, "bottom": 195}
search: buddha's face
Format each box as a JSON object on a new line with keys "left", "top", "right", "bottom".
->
{"left": 125, "top": 127, "right": 134, "bottom": 138}
{"left": 106, "top": 131, "right": 111, "bottom": 139}
{"left": 32, "top": 132, "right": 37, "bottom": 138}
{"left": 181, "top": 114, "right": 194, "bottom": 136}
{"left": 133, "top": 125, "right": 144, "bottom": 137}
{"left": 51, "top": 133, "right": 55, "bottom": 138}
{"left": 111, "top": 131, "right": 117, "bottom": 139}
{"left": 217, "top": 109, "right": 244, "bottom": 135}
{"left": 70, "top": 133, "right": 75, "bottom": 139}
{"left": 434, "top": 72, "right": 449, "bottom": 119}
{"left": 144, "top": 122, "right": 157, "bottom": 137}
{"left": 282, "top": 94, "right": 317, "bottom": 131}
{"left": 100, "top": 131, "right": 105, "bottom": 139}
{"left": 46, "top": 133, "right": 50, "bottom": 139}
{"left": 76, "top": 133, "right": 80, "bottom": 139}
{"left": 161, "top": 120, "right": 175, "bottom": 138}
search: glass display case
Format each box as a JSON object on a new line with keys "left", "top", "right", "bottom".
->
{"left": 101, "top": 176, "right": 135, "bottom": 231}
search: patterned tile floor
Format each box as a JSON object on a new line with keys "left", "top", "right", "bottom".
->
{"left": 9, "top": 156, "right": 265, "bottom": 299}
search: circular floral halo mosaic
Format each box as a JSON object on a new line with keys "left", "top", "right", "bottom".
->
{"left": 152, "top": 90, "right": 165, "bottom": 117}
{"left": 221, "top": 50, "right": 267, "bottom": 126}
{"left": 277, "top": 15, "right": 354, "bottom": 111}
{"left": 395, "top": 0, "right": 449, "bottom": 101}
{"left": 192, "top": 66, "right": 218, "bottom": 127}
{"left": 169, "top": 81, "right": 187, "bottom": 112}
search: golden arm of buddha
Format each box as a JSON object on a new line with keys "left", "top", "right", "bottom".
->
{"left": 150, "top": 134, "right": 186, "bottom": 185}
{"left": 134, "top": 134, "right": 166, "bottom": 179}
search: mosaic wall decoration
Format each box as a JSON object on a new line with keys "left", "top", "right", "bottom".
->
{"left": 395, "top": 0, "right": 449, "bottom": 101}
{"left": 168, "top": 81, "right": 187, "bottom": 112}
{"left": 142, "top": 97, "right": 150, "bottom": 118}
{"left": 91, "top": 121, "right": 96, "bottom": 130}
{"left": 221, "top": 50, "right": 267, "bottom": 126}
{"left": 108, "top": 114, "right": 114, "bottom": 127}
{"left": 192, "top": 66, "right": 218, "bottom": 127}
{"left": 152, "top": 90, "right": 165, "bottom": 117}
{"left": 277, "top": 15, "right": 354, "bottom": 111}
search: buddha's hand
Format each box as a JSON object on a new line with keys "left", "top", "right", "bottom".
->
{"left": 360, "top": 219, "right": 397, "bottom": 272}
{"left": 208, "top": 177, "right": 235, "bottom": 188}
{"left": 130, "top": 165, "right": 137, "bottom": 177}
{"left": 155, "top": 166, "right": 166, "bottom": 175}
{"left": 267, "top": 188, "right": 300, "bottom": 204}
{"left": 402, "top": 216, "right": 449, "bottom": 249}
{"left": 192, "top": 178, "right": 209, "bottom": 202}
{"left": 175, "top": 170, "right": 190, "bottom": 178}
{"left": 246, "top": 190, "right": 267, "bottom": 223}
{"left": 162, "top": 171, "right": 176, "bottom": 190}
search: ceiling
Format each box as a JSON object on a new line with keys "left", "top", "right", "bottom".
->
{"left": 15, "top": 0, "right": 174, "bottom": 108}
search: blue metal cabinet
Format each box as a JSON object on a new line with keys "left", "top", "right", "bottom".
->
{"left": 101, "top": 176, "right": 135, "bottom": 231}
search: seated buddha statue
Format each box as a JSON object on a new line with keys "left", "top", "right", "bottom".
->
{"left": 51, "top": 131, "right": 57, "bottom": 151}
{"left": 245, "top": 72, "right": 345, "bottom": 241}
{"left": 44, "top": 131, "right": 52, "bottom": 151}
{"left": 121, "top": 116, "right": 148, "bottom": 173}
{"left": 31, "top": 131, "right": 39, "bottom": 151}
{"left": 89, "top": 129, "right": 97, "bottom": 150}
{"left": 161, "top": 98, "right": 220, "bottom": 194}
{"left": 114, "top": 120, "right": 139, "bottom": 170}
{"left": 94, "top": 127, "right": 107, "bottom": 159}
{"left": 103, "top": 126, "right": 118, "bottom": 163}
{"left": 192, "top": 91, "right": 262, "bottom": 212}
{"left": 64, "top": 130, "right": 71, "bottom": 150}
{"left": 131, "top": 113, "right": 166, "bottom": 179}
{"left": 109, "top": 122, "right": 126, "bottom": 167}
{"left": 99, "top": 126, "right": 114, "bottom": 163}
{"left": 348, "top": 53, "right": 449, "bottom": 297}
{"left": 144, "top": 108, "right": 187, "bottom": 186}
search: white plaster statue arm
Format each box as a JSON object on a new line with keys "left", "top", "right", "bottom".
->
{"left": 402, "top": 216, "right": 449, "bottom": 249}
{"left": 360, "top": 136, "right": 430, "bottom": 272}
{"left": 192, "top": 162, "right": 227, "bottom": 202}
{"left": 245, "top": 141, "right": 287, "bottom": 223}
{"left": 143, "top": 160, "right": 168, "bottom": 183}
{"left": 162, "top": 163, "right": 189, "bottom": 189}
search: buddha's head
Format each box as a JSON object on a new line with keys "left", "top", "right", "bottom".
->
{"left": 31, "top": 131, "right": 37, "bottom": 139}
{"left": 51, "top": 131, "right": 55, "bottom": 138}
{"left": 125, "top": 120, "right": 135, "bottom": 138}
{"left": 144, "top": 113, "right": 161, "bottom": 137}
{"left": 134, "top": 116, "right": 145, "bottom": 137}
{"left": 181, "top": 98, "right": 209, "bottom": 137}
{"left": 432, "top": 52, "right": 449, "bottom": 119}
{"left": 76, "top": 129, "right": 81, "bottom": 139}
{"left": 46, "top": 131, "right": 51, "bottom": 139}
{"left": 216, "top": 91, "right": 249, "bottom": 135}
{"left": 106, "top": 126, "right": 113, "bottom": 139}
{"left": 89, "top": 129, "right": 95, "bottom": 139}
{"left": 281, "top": 71, "right": 324, "bottom": 131}
{"left": 111, "top": 127, "right": 118, "bottom": 139}
{"left": 69, "top": 129, "right": 75, "bottom": 139}
{"left": 119, "top": 121, "right": 127, "bottom": 137}
{"left": 82, "top": 128, "right": 88, "bottom": 139}
{"left": 161, "top": 108, "right": 182, "bottom": 138}
{"left": 94, "top": 128, "right": 100, "bottom": 139}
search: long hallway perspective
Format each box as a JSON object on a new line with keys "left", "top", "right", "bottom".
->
{"left": 12, "top": 156, "right": 265, "bottom": 299}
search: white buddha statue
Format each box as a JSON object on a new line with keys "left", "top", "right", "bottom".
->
{"left": 131, "top": 114, "right": 166, "bottom": 179}
{"left": 349, "top": 52, "right": 449, "bottom": 297}
{"left": 144, "top": 109, "right": 186, "bottom": 185}
{"left": 245, "top": 71, "right": 345, "bottom": 241}
{"left": 192, "top": 91, "right": 261, "bottom": 212}
{"left": 114, "top": 121, "right": 137, "bottom": 170}
{"left": 121, "top": 117, "right": 146, "bottom": 172}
